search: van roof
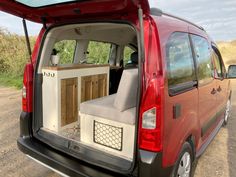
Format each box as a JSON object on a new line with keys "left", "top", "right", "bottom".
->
{"left": 150, "top": 8, "right": 205, "bottom": 32}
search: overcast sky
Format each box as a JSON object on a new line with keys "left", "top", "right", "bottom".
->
{"left": 0, "top": 0, "right": 235, "bottom": 41}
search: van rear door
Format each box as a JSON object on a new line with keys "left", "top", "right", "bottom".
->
{"left": 0, "top": 0, "right": 150, "bottom": 23}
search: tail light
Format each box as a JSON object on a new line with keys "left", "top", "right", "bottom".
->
{"left": 22, "top": 63, "right": 34, "bottom": 112}
{"left": 139, "top": 78, "right": 164, "bottom": 152}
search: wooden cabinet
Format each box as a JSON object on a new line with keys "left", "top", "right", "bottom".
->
{"left": 61, "top": 78, "right": 78, "bottom": 126}
{"left": 42, "top": 64, "right": 109, "bottom": 132}
{"left": 81, "top": 74, "right": 107, "bottom": 102}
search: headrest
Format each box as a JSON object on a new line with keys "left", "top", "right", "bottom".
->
{"left": 131, "top": 52, "right": 138, "bottom": 64}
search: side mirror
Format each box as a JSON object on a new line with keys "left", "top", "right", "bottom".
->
{"left": 228, "top": 65, "right": 236, "bottom": 79}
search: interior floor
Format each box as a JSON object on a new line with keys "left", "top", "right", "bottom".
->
{"left": 59, "top": 124, "right": 80, "bottom": 142}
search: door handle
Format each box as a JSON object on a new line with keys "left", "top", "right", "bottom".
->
{"left": 217, "top": 86, "right": 222, "bottom": 92}
{"left": 211, "top": 88, "right": 217, "bottom": 95}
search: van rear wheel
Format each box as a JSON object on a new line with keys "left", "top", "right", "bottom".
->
{"left": 171, "top": 142, "right": 193, "bottom": 177}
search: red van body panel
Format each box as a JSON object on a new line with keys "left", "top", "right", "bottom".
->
{"left": 154, "top": 15, "right": 199, "bottom": 167}
{"left": 153, "top": 14, "right": 230, "bottom": 167}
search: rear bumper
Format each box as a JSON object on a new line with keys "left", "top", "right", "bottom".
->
{"left": 19, "top": 111, "right": 173, "bottom": 177}
{"left": 17, "top": 137, "right": 124, "bottom": 177}
{"left": 138, "top": 150, "right": 173, "bottom": 177}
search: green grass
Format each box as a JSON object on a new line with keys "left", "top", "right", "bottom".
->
{"left": 0, "top": 74, "right": 22, "bottom": 89}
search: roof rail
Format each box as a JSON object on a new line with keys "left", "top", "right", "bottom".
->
{"left": 150, "top": 8, "right": 205, "bottom": 31}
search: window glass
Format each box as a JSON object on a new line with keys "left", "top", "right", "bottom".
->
{"left": 16, "top": 0, "right": 77, "bottom": 7}
{"left": 87, "top": 41, "right": 111, "bottom": 64}
{"left": 54, "top": 40, "right": 76, "bottom": 64}
{"left": 123, "top": 46, "right": 135, "bottom": 66}
{"left": 212, "top": 52, "right": 223, "bottom": 78}
{"left": 166, "top": 32, "right": 195, "bottom": 87}
{"left": 191, "top": 35, "right": 213, "bottom": 85}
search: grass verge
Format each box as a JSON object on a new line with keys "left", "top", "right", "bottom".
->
{"left": 0, "top": 74, "right": 22, "bottom": 89}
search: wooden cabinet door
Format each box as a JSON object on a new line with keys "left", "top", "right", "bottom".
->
{"left": 81, "top": 76, "right": 93, "bottom": 102}
{"left": 61, "top": 78, "right": 78, "bottom": 127}
{"left": 81, "top": 74, "right": 107, "bottom": 103}
{"left": 97, "top": 74, "right": 107, "bottom": 98}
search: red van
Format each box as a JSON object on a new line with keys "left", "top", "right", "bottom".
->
{"left": 1, "top": 1, "right": 235, "bottom": 177}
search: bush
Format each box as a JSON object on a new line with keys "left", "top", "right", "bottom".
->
{"left": 0, "top": 28, "right": 35, "bottom": 88}
{"left": 0, "top": 28, "right": 35, "bottom": 77}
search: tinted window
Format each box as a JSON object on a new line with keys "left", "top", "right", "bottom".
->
{"left": 212, "top": 51, "right": 223, "bottom": 78}
{"left": 191, "top": 35, "right": 213, "bottom": 85}
{"left": 166, "top": 32, "right": 196, "bottom": 88}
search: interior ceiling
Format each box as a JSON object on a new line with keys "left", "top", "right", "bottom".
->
{"left": 48, "top": 23, "right": 137, "bottom": 46}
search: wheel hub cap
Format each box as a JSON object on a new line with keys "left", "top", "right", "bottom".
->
{"left": 225, "top": 99, "right": 231, "bottom": 122}
{"left": 177, "top": 152, "right": 191, "bottom": 177}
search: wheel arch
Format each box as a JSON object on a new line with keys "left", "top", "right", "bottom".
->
{"left": 186, "top": 135, "right": 196, "bottom": 161}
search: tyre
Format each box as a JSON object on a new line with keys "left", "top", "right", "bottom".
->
{"left": 171, "top": 142, "right": 193, "bottom": 177}
{"left": 223, "top": 98, "right": 231, "bottom": 126}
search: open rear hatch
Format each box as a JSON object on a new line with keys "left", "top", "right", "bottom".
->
{"left": 0, "top": 0, "right": 150, "bottom": 23}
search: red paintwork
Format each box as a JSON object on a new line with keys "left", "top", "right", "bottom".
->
{"left": 2, "top": 0, "right": 231, "bottom": 173}
{"left": 153, "top": 15, "right": 230, "bottom": 167}
{"left": 22, "top": 28, "right": 45, "bottom": 113}
{"left": 0, "top": 0, "right": 149, "bottom": 23}
{"left": 138, "top": 14, "right": 164, "bottom": 152}
{"left": 22, "top": 63, "right": 33, "bottom": 112}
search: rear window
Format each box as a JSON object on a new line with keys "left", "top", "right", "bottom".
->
{"left": 86, "top": 41, "right": 111, "bottom": 64}
{"left": 54, "top": 40, "right": 76, "bottom": 65}
{"left": 16, "top": 0, "right": 77, "bottom": 7}
{"left": 166, "top": 32, "right": 196, "bottom": 88}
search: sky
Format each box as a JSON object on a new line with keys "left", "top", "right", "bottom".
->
{"left": 0, "top": 0, "right": 236, "bottom": 41}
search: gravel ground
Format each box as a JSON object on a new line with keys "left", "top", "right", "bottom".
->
{"left": 194, "top": 80, "right": 236, "bottom": 177}
{"left": 0, "top": 87, "right": 60, "bottom": 177}
{"left": 0, "top": 81, "right": 236, "bottom": 177}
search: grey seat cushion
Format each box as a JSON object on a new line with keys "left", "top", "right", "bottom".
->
{"left": 80, "top": 69, "right": 138, "bottom": 125}
{"left": 114, "top": 69, "right": 138, "bottom": 111}
{"left": 80, "top": 94, "right": 136, "bottom": 125}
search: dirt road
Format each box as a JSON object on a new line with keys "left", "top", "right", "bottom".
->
{"left": 0, "top": 87, "right": 60, "bottom": 177}
{"left": 0, "top": 81, "right": 236, "bottom": 177}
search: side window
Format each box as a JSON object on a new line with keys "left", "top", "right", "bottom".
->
{"left": 87, "top": 41, "right": 111, "bottom": 64}
{"left": 166, "top": 32, "right": 196, "bottom": 90}
{"left": 212, "top": 47, "right": 226, "bottom": 79}
{"left": 212, "top": 52, "right": 223, "bottom": 78}
{"left": 123, "top": 46, "right": 135, "bottom": 66}
{"left": 54, "top": 40, "right": 76, "bottom": 64}
{"left": 191, "top": 35, "right": 213, "bottom": 85}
